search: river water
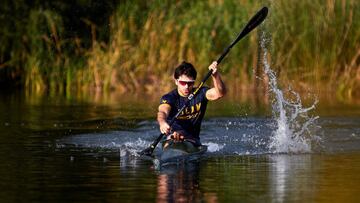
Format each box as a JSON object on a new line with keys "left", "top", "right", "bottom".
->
{"left": 0, "top": 89, "right": 359, "bottom": 202}
{"left": 2, "top": 36, "right": 359, "bottom": 201}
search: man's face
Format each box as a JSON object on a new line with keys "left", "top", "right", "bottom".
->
{"left": 175, "top": 75, "right": 195, "bottom": 96}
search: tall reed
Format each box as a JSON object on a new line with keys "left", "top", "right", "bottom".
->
{"left": 85, "top": 0, "right": 359, "bottom": 98}
{"left": 269, "top": 0, "right": 359, "bottom": 97}
{"left": 86, "top": 0, "right": 266, "bottom": 93}
{"left": 1, "top": 0, "right": 359, "bottom": 99}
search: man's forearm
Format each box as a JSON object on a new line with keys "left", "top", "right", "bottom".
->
{"left": 157, "top": 111, "right": 168, "bottom": 124}
{"left": 212, "top": 73, "right": 226, "bottom": 97}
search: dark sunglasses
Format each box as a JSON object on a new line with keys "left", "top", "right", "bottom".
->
{"left": 177, "top": 80, "right": 195, "bottom": 86}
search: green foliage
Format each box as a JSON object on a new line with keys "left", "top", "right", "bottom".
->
{"left": 0, "top": 0, "right": 359, "bottom": 98}
{"left": 269, "top": 0, "right": 359, "bottom": 97}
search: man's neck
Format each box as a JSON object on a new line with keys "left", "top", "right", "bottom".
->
{"left": 177, "top": 89, "right": 190, "bottom": 98}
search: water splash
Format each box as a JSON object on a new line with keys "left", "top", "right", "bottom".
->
{"left": 120, "top": 138, "right": 149, "bottom": 157}
{"left": 203, "top": 142, "right": 225, "bottom": 152}
{"left": 260, "top": 33, "right": 320, "bottom": 153}
{"left": 57, "top": 131, "right": 152, "bottom": 157}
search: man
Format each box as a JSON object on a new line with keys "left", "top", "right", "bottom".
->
{"left": 157, "top": 61, "right": 226, "bottom": 147}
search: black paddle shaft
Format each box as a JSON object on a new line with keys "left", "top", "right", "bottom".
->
{"left": 140, "top": 7, "right": 268, "bottom": 156}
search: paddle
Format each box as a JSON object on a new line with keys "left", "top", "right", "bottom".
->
{"left": 140, "top": 6, "right": 268, "bottom": 156}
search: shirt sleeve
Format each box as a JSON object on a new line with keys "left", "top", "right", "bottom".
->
{"left": 160, "top": 94, "right": 174, "bottom": 105}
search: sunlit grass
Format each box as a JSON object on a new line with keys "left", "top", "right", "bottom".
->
{"left": 1, "top": 0, "right": 359, "bottom": 99}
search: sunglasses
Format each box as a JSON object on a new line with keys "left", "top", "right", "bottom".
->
{"left": 177, "top": 79, "right": 195, "bottom": 86}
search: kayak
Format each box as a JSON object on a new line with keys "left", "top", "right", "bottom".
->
{"left": 142, "top": 140, "right": 207, "bottom": 169}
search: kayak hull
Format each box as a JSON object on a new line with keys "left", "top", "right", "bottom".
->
{"left": 150, "top": 141, "right": 207, "bottom": 169}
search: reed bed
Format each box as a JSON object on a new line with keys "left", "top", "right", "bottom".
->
{"left": 1, "top": 0, "right": 359, "bottom": 99}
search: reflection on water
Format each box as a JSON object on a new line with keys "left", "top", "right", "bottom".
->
{"left": 270, "top": 155, "right": 314, "bottom": 203}
{"left": 156, "top": 162, "right": 203, "bottom": 203}
{"left": 270, "top": 153, "right": 360, "bottom": 203}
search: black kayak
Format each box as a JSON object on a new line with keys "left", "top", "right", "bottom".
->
{"left": 142, "top": 140, "right": 207, "bottom": 169}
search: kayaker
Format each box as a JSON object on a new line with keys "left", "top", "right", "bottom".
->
{"left": 157, "top": 61, "right": 226, "bottom": 148}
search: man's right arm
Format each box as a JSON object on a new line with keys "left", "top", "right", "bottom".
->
{"left": 157, "top": 104, "right": 171, "bottom": 135}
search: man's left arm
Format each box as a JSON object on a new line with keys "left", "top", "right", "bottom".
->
{"left": 206, "top": 61, "right": 227, "bottom": 101}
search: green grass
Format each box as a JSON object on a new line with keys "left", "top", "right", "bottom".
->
{"left": 0, "top": 0, "right": 359, "bottom": 99}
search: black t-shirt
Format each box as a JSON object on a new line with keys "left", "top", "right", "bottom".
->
{"left": 160, "top": 87, "right": 210, "bottom": 144}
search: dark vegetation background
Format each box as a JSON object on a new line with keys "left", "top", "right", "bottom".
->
{"left": 0, "top": 0, "right": 359, "bottom": 99}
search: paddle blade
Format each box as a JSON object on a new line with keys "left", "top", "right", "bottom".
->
{"left": 139, "top": 132, "right": 165, "bottom": 156}
{"left": 139, "top": 146, "right": 154, "bottom": 156}
{"left": 232, "top": 7, "right": 268, "bottom": 47}
{"left": 217, "top": 7, "right": 268, "bottom": 64}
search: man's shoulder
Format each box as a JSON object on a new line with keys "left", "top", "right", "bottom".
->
{"left": 160, "top": 89, "right": 178, "bottom": 104}
{"left": 161, "top": 88, "right": 177, "bottom": 98}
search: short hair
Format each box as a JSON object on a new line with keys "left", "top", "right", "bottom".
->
{"left": 174, "top": 61, "right": 197, "bottom": 80}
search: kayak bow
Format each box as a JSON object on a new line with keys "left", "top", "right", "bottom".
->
{"left": 143, "top": 140, "right": 207, "bottom": 169}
